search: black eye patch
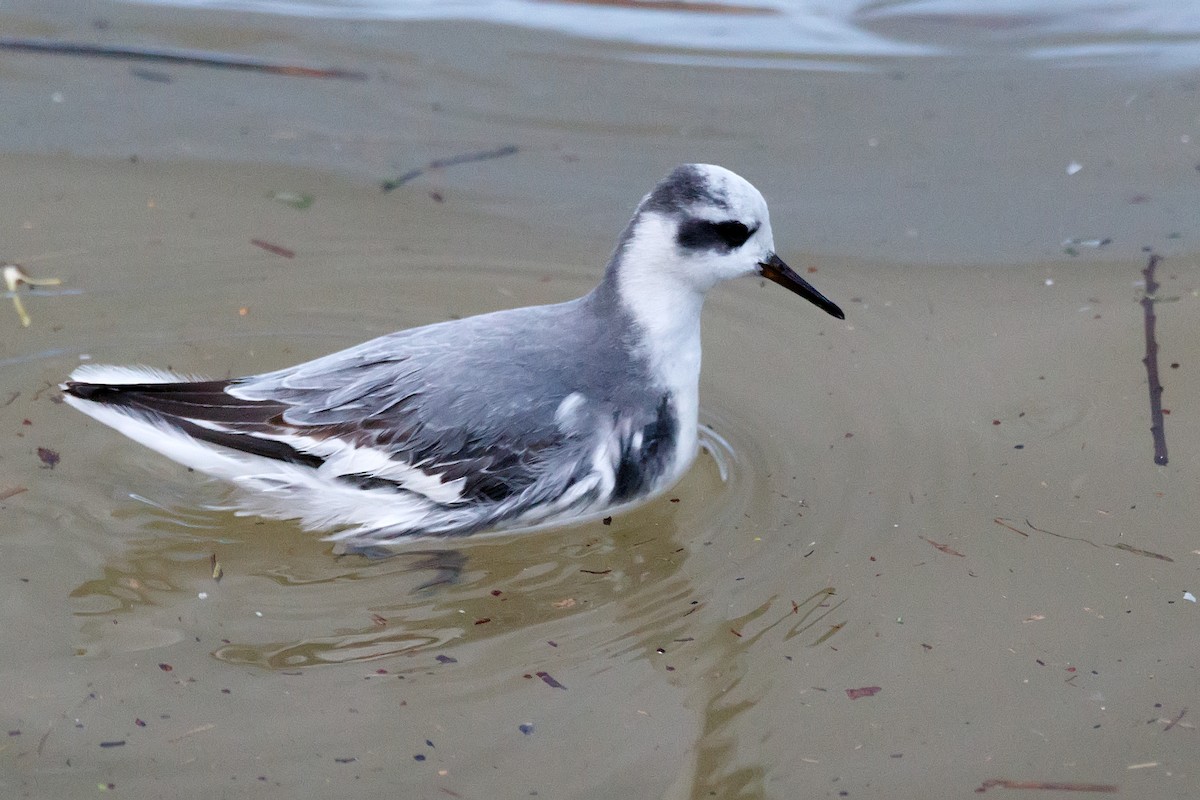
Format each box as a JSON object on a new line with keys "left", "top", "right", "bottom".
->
{"left": 676, "top": 219, "right": 757, "bottom": 252}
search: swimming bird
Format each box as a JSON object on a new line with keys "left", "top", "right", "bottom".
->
{"left": 62, "top": 164, "right": 843, "bottom": 545}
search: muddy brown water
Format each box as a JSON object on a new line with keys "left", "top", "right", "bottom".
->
{"left": 1, "top": 2, "right": 1198, "bottom": 798}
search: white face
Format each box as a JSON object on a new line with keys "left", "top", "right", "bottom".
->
{"left": 628, "top": 164, "right": 778, "bottom": 293}
{"left": 616, "top": 164, "right": 844, "bottom": 321}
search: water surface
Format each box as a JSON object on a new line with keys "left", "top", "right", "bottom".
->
{"left": 1, "top": 1, "right": 1198, "bottom": 798}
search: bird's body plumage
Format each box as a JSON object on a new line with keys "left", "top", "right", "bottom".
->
{"left": 63, "top": 164, "right": 843, "bottom": 545}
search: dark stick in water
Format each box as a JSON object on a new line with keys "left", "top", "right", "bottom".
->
{"left": 381, "top": 145, "right": 520, "bottom": 192}
{"left": 0, "top": 37, "right": 367, "bottom": 80}
{"left": 1140, "top": 252, "right": 1168, "bottom": 465}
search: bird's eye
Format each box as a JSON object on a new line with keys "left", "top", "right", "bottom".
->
{"left": 677, "top": 219, "right": 757, "bottom": 252}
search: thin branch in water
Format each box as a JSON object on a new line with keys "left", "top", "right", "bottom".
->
{"left": 975, "top": 778, "right": 1118, "bottom": 793}
{"left": 920, "top": 535, "right": 965, "bottom": 557}
{"left": 0, "top": 37, "right": 367, "bottom": 80}
{"left": 381, "top": 145, "right": 519, "bottom": 192}
{"left": 1140, "top": 252, "right": 1169, "bottom": 465}
{"left": 1109, "top": 542, "right": 1173, "bottom": 562}
{"left": 994, "top": 517, "right": 1029, "bottom": 537}
{"left": 1025, "top": 518, "right": 1100, "bottom": 548}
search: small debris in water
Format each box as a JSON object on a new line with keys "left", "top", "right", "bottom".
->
{"left": 210, "top": 553, "right": 223, "bottom": 582}
{"left": 919, "top": 536, "right": 965, "bottom": 557}
{"left": 2, "top": 262, "right": 62, "bottom": 327}
{"left": 158, "top": 663, "right": 173, "bottom": 672}
{"left": 268, "top": 190, "right": 314, "bottom": 210}
{"left": 36, "top": 447, "right": 60, "bottom": 468}
{"left": 1183, "top": 592, "right": 1196, "bottom": 603}
{"left": 994, "top": 518, "right": 1029, "bottom": 537}
{"left": 845, "top": 686, "right": 881, "bottom": 700}
{"left": 0, "top": 485, "right": 28, "bottom": 501}
{"left": 130, "top": 67, "right": 172, "bottom": 83}
{"left": 1062, "top": 237, "right": 1111, "bottom": 249}
{"left": 1110, "top": 542, "right": 1173, "bottom": 562}
{"left": 975, "top": 778, "right": 1117, "bottom": 794}
{"left": 334, "top": 757, "right": 357, "bottom": 764}
{"left": 381, "top": 145, "right": 519, "bottom": 192}
{"left": 98, "top": 740, "right": 126, "bottom": 748}
{"left": 250, "top": 239, "right": 295, "bottom": 259}
{"left": 435, "top": 654, "right": 457, "bottom": 664}
{"left": 519, "top": 723, "right": 534, "bottom": 735}
{"left": 535, "top": 671, "right": 566, "bottom": 690}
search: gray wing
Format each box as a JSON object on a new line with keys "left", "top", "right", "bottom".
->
{"left": 229, "top": 299, "right": 645, "bottom": 511}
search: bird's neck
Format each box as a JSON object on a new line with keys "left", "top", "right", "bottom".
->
{"left": 595, "top": 216, "right": 705, "bottom": 383}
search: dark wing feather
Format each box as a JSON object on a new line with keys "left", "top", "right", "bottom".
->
{"left": 62, "top": 379, "right": 325, "bottom": 467}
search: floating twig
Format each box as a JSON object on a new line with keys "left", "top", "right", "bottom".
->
{"left": 975, "top": 778, "right": 1118, "bottom": 793}
{"left": 1025, "top": 518, "right": 1100, "bottom": 548}
{"left": 920, "top": 536, "right": 965, "bottom": 557}
{"left": 1109, "top": 542, "right": 1173, "bottom": 562}
{"left": 535, "top": 671, "right": 566, "bottom": 690}
{"left": 0, "top": 37, "right": 367, "bottom": 80}
{"left": 1140, "top": 252, "right": 1169, "bottom": 465}
{"left": 381, "top": 145, "right": 519, "bottom": 192}
{"left": 250, "top": 239, "right": 295, "bottom": 259}
{"left": 994, "top": 517, "right": 1030, "bottom": 537}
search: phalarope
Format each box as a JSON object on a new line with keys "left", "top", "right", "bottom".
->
{"left": 63, "top": 164, "right": 843, "bottom": 545}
